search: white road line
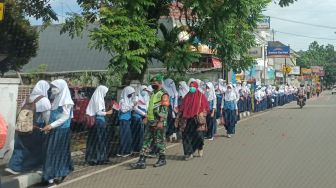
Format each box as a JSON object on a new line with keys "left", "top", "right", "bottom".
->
{"left": 56, "top": 109, "right": 273, "bottom": 187}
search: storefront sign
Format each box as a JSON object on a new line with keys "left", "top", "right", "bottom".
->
{"left": 267, "top": 46, "right": 290, "bottom": 58}
{"left": 248, "top": 47, "right": 263, "bottom": 58}
{"left": 301, "top": 68, "right": 312, "bottom": 75}
{"left": 289, "top": 66, "right": 300, "bottom": 75}
{"left": 257, "top": 16, "right": 270, "bottom": 29}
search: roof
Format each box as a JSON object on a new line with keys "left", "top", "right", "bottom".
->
{"left": 22, "top": 25, "right": 111, "bottom": 73}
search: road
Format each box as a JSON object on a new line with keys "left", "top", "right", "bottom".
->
{"left": 59, "top": 92, "right": 336, "bottom": 188}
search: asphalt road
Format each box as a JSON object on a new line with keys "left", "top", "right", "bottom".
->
{"left": 59, "top": 92, "right": 336, "bottom": 188}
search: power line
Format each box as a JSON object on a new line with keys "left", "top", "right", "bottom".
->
{"left": 275, "top": 30, "right": 336, "bottom": 41}
{"left": 268, "top": 16, "right": 336, "bottom": 30}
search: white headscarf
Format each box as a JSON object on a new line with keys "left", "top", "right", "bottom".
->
{"left": 135, "top": 85, "right": 149, "bottom": 110}
{"left": 51, "top": 79, "right": 74, "bottom": 110}
{"left": 120, "top": 86, "right": 135, "bottom": 110}
{"left": 224, "top": 84, "right": 238, "bottom": 101}
{"left": 86, "top": 85, "right": 108, "bottom": 116}
{"left": 217, "top": 79, "right": 227, "bottom": 94}
{"left": 178, "top": 81, "right": 189, "bottom": 98}
{"left": 29, "top": 80, "right": 51, "bottom": 113}
{"left": 255, "top": 87, "right": 263, "bottom": 101}
{"left": 163, "top": 79, "right": 178, "bottom": 98}
{"left": 188, "top": 78, "right": 196, "bottom": 85}
{"left": 146, "top": 85, "right": 153, "bottom": 93}
{"left": 206, "top": 82, "right": 216, "bottom": 101}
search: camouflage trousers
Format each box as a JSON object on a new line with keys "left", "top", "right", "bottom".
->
{"left": 140, "top": 121, "right": 166, "bottom": 156}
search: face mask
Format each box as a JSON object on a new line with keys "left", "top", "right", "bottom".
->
{"left": 141, "top": 91, "right": 147, "bottom": 97}
{"left": 189, "top": 87, "right": 197, "bottom": 93}
{"left": 51, "top": 88, "right": 60, "bottom": 95}
{"left": 127, "top": 94, "right": 133, "bottom": 98}
{"left": 152, "top": 84, "right": 159, "bottom": 91}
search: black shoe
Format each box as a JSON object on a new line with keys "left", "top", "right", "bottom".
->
{"left": 130, "top": 155, "right": 146, "bottom": 169}
{"left": 153, "top": 155, "right": 166, "bottom": 167}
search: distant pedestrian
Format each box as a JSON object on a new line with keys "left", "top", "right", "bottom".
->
{"left": 205, "top": 82, "right": 217, "bottom": 140}
{"left": 118, "top": 86, "right": 135, "bottom": 157}
{"left": 85, "top": 85, "right": 113, "bottom": 165}
{"left": 163, "top": 79, "right": 179, "bottom": 142}
{"left": 6, "top": 81, "right": 51, "bottom": 175}
{"left": 222, "top": 84, "right": 238, "bottom": 138}
{"left": 41, "top": 79, "right": 74, "bottom": 185}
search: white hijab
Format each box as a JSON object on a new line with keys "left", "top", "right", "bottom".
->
{"left": 224, "top": 84, "right": 238, "bottom": 101}
{"left": 135, "top": 85, "right": 149, "bottom": 109}
{"left": 120, "top": 86, "right": 135, "bottom": 109}
{"left": 206, "top": 82, "right": 216, "bottom": 101}
{"left": 178, "top": 81, "right": 189, "bottom": 98}
{"left": 163, "top": 79, "right": 178, "bottom": 98}
{"left": 51, "top": 79, "right": 74, "bottom": 110}
{"left": 218, "top": 79, "right": 227, "bottom": 94}
{"left": 86, "top": 85, "right": 109, "bottom": 116}
{"left": 29, "top": 80, "right": 51, "bottom": 113}
{"left": 188, "top": 78, "right": 196, "bottom": 85}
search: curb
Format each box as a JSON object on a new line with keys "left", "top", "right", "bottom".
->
{"left": 2, "top": 173, "right": 42, "bottom": 188}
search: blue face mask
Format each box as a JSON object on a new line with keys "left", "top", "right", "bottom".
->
{"left": 190, "top": 87, "right": 197, "bottom": 93}
{"left": 141, "top": 91, "right": 147, "bottom": 97}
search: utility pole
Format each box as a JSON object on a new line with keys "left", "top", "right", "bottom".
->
{"left": 272, "top": 29, "right": 275, "bottom": 42}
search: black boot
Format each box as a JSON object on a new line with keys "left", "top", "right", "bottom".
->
{"left": 153, "top": 155, "right": 166, "bottom": 167}
{"left": 130, "top": 155, "right": 146, "bottom": 169}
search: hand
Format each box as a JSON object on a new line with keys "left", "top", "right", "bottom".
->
{"left": 211, "top": 111, "right": 215, "bottom": 117}
{"left": 156, "top": 121, "right": 164, "bottom": 129}
{"left": 42, "top": 125, "right": 53, "bottom": 133}
{"left": 236, "top": 110, "right": 239, "bottom": 116}
{"left": 143, "top": 117, "right": 148, "bottom": 124}
{"left": 106, "top": 110, "right": 113, "bottom": 115}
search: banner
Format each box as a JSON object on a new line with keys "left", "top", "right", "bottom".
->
{"left": 267, "top": 46, "right": 290, "bottom": 58}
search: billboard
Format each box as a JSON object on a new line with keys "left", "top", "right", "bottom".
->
{"left": 248, "top": 47, "right": 263, "bottom": 58}
{"left": 289, "top": 66, "right": 300, "bottom": 75}
{"left": 257, "top": 16, "right": 270, "bottom": 29}
{"left": 267, "top": 46, "right": 290, "bottom": 58}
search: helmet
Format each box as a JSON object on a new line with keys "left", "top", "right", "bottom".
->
{"left": 300, "top": 83, "right": 304, "bottom": 87}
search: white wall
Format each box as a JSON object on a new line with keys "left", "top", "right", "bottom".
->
{"left": 0, "top": 78, "right": 20, "bottom": 160}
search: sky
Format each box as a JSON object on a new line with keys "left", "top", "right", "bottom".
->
{"left": 29, "top": 0, "right": 336, "bottom": 51}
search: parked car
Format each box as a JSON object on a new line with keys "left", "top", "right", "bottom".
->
{"left": 332, "top": 87, "right": 336, "bottom": 95}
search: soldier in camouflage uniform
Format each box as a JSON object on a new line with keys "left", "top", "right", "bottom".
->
{"left": 130, "top": 75, "right": 169, "bottom": 169}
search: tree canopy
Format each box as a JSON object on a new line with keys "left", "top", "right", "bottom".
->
{"left": 0, "top": 0, "right": 39, "bottom": 75}
{"left": 61, "top": 0, "right": 273, "bottom": 85}
{"left": 297, "top": 41, "right": 336, "bottom": 85}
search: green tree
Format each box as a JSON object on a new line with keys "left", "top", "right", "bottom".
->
{"left": 0, "top": 0, "right": 39, "bottom": 75}
{"left": 297, "top": 41, "right": 336, "bottom": 86}
{"left": 61, "top": 0, "right": 274, "bottom": 84}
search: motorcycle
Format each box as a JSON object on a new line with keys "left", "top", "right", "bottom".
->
{"left": 297, "top": 95, "right": 305, "bottom": 109}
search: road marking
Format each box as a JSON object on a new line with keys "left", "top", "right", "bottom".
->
{"left": 56, "top": 109, "right": 273, "bottom": 187}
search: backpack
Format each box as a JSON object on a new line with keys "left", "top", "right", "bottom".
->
{"left": 0, "top": 114, "right": 8, "bottom": 149}
{"left": 16, "top": 96, "right": 44, "bottom": 133}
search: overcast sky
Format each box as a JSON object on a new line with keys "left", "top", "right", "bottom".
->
{"left": 29, "top": 0, "right": 336, "bottom": 51}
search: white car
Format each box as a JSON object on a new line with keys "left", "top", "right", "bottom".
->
{"left": 332, "top": 87, "right": 336, "bottom": 95}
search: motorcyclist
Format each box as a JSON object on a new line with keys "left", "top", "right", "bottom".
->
{"left": 297, "top": 83, "right": 306, "bottom": 106}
